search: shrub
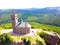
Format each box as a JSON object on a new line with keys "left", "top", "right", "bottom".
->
{"left": 37, "top": 32, "right": 47, "bottom": 38}
{"left": 21, "top": 38, "right": 31, "bottom": 45}
{"left": 36, "top": 39, "right": 44, "bottom": 45}
{"left": 0, "top": 33, "right": 12, "bottom": 45}
{"left": 0, "top": 23, "right": 12, "bottom": 30}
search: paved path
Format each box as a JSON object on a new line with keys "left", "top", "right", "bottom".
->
{"left": 0, "top": 29, "right": 39, "bottom": 36}
{"left": 0, "top": 29, "right": 60, "bottom": 37}
{"left": 0, "top": 29, "right": 12, "bottom": 34}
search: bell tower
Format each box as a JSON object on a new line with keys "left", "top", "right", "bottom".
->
{"left": 10, "top": 10, "right": 18, "bottom": 31}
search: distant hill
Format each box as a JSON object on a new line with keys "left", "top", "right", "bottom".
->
{"left": 0, "top": 7, "right": 60, "bottom": 26}
{"left": 0, "top": 7, "right": 60, "bottom": 14}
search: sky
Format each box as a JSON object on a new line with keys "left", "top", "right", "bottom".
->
{"left": 0, "top": 0, "right": 60, "bottom": 9}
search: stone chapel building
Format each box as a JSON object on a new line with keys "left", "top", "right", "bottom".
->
{"left": 10, "top": 11, "right": 31, "bottom": 34}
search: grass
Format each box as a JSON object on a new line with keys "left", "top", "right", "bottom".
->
{"left": 0, "top": 23, "right": 12, "bottom": 30}
{"left": 0, "top": 33, "right": 45, "bottom": 45}
{"left": 29, "top": 22, "right": 60, "bottom": 35}
{"left": 0, "top": 22, "right": 60, "bottom": 35}
{"left": 0, "top": 29, "right": 59, "bottom": 45}
{"left": 11, "top": 35, "right": 45, "bottom": 45}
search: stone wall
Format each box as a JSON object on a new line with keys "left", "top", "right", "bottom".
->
{"left": 13, "top": 27, "right": 31, "bottom": 34}
{"left": 45, "top": 34, "right": 59, "bottom": 45}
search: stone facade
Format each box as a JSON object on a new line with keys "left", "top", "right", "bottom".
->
{"left": 45, "top": 34, "right": 59, "bottom": 45}
{"left": 13, "top": 27, "right": 31, "bottom": 34}
{"left": 10, "top": 11, "right": 31, "bottom": 34}
{"left": 11, "top": 13, "right": 18, "bottom": 31}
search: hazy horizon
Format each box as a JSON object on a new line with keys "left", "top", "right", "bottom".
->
{"left": 0, "top": 0, "right": 60, "bottom": 9}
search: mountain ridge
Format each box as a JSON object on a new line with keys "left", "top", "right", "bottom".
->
{"left": 0, "top": 7, "right": 60, "bottom": 14}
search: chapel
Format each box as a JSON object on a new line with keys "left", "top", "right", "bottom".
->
{"left": 10, "top": 10, "right": 31, "bottom": 34}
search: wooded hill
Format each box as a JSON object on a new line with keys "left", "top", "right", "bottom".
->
{"left": 0, "top": 7, "right": 60, "bottom": 26}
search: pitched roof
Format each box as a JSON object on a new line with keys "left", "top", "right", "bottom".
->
{"left": 16, "top": 22, "right": 31, "bottom": 28}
